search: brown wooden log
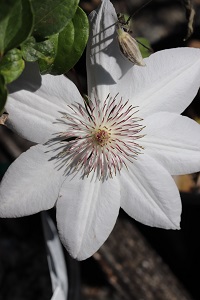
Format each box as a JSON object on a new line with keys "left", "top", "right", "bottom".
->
{"left": 92, "top": 215, "right": 193, "bottom": 300}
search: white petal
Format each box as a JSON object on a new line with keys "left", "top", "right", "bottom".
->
{"left": 42, "top": 213, "right": 68, "bottom": 299}
{"left": 120, "top": 154, "right": 181, "bottom": 229}
{"left": 134, "top": 48, "right": 200, "bottom": 117}
{"left": 56, "top": 174, "right": 120, "bottom": 260}
{"left": 140, "top": 112, "right": 200, "bottom": 175}
{"left": 51, "top": 286, "right": 66, "bottom": 300}
{"left": 87, "top": 0, "right": 130, "bottom": 100}
{"left": 7, "top": 63, "right": 83, "bottom": 143}
{"left": 87, "top": 0, "right": 200, "bottom": 113}
{"left": 0, "top": 144, "right": 65, "bottom": 217}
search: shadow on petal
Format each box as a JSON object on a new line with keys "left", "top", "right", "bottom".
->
{"left": 8, "top": 62, "right": 42, "bottom": 93}
{"left": 88, "top": 63, "right": 116, "bottom": 87}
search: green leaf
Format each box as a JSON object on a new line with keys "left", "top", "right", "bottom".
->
{"left": 38, "top": 7, "right": 89, "bottom": 75}
{"left": 136, "top": 37, "right": 152, "bottom": 58}
{"left": 0, "top": 75, "right": 7, "bottom": 114}
{"left": 21, "top": 7, "right": 89, "bottom": 75}
{"left": 21, "top": 37, "right": 39, "bottom": 62}
{"left": 37, "top": 35, "right": 58, "bottom": 73}
{"left": 0, "top": 48, "right": 25, "bottom": 84}
{"left": 21, "top": 36, "right": 57, "bottom": 65}
{"left": 32, "top": 0, "right": 79, "bottom": 39}
{"left": 0, "top": 0, "right": 33, "bottom": 55}
{"left": 51, "top": 6, "right": 89, "bottom": 74}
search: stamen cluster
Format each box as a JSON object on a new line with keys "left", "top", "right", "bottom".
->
{"left": 58, "top": 95, "right": 144, "bottom": 179}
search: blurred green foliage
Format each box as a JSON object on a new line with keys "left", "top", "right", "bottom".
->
{"left": 0, "top": 0, "right": 89, "bottom": 114}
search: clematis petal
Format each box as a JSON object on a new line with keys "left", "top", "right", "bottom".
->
{"left": 56, "top": 175, "right": 120, "bottom": 260}
{"left": 133, "top": 48, "right": 200, "bottom": 117}
{"left": 140, "top": 112, "right": 200, "bottom": 175}
{"left": 0, "top": 144, "right": 65, "bottom": 217}
{"left": 120, "top": 154, "right": 181, "bottom": 229}
{"left": 7, "top": 63, "right": 83, "bottom": 144}
{"left": 87, "top": 0, "right": 121, "bottom": 100}
{"left": 87, "top": 0, "right": 200, "bottom": 116}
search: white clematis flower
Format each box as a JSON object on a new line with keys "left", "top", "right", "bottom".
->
{"left": 1, "top": 0, "right": 200, "bottom": 260}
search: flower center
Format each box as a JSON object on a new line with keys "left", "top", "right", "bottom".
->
{"left": 55, "top": 94, "right": 144, "bottom": 179}
{"left": 93, "top": 128, "right": 110, "bottom": 146}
